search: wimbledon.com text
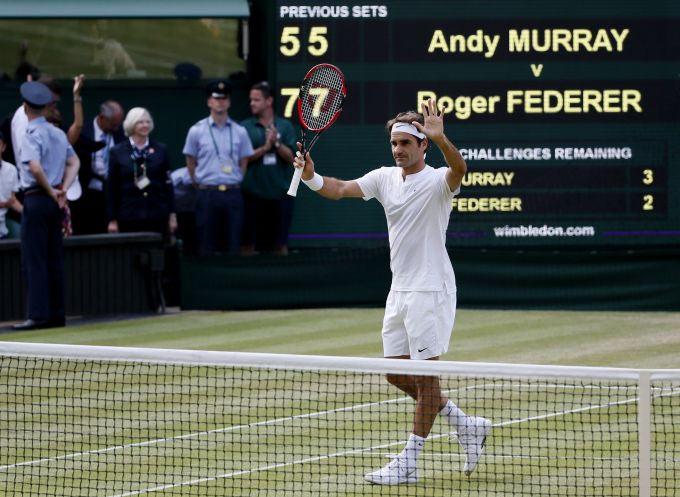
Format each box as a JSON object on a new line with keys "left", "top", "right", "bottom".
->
{"left": 493, "top": 225, "right": 596, "bottom": 238}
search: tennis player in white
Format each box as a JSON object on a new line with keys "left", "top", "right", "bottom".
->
{"left": 293, "top": 98, "right": 491, "bottom": 485}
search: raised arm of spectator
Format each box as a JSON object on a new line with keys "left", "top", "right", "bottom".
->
{"left": 67, "top": 74, "right": 85, "bottom": 145}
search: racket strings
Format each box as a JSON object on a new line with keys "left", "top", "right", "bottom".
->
{"left": 300, "top": 67, "right": 344, "bottom": 131}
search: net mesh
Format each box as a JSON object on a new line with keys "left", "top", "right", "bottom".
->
{"left": 652, "top": 381, "right": 680, "bottom": 497}
{"left": 0, "top": 347, "right": 678, "bottom": 496}
{"left": 299, "top": 65, "right": 344, "bottom": 131}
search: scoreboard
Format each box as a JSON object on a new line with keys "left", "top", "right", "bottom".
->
{"left": 273, "top": 1, "right": 680, "bottom": 246}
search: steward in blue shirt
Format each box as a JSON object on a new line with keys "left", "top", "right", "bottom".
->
{"left": 182, "top": 80, "right": 253, "bottom": 255}
{"left": 13, "top": 82, "right": 80, "bottom": 331}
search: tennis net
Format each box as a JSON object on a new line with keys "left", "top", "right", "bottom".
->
{"left": 0, "top": 342, "right": 678, "bottom": 496}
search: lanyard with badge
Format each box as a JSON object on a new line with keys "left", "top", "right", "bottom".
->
{"left": 207, "top": 121, "right": 235, "bottom": 175}
{"left": 130, "top": 146, "right": 151, "bottom": 190}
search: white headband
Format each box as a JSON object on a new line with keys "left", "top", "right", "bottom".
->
{"left": 391, "top": 122, "right": 425, "bottom": 140}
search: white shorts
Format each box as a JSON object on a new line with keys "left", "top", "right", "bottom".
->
{"left": 381, "top": 289, "right": 457, "bottom": 360}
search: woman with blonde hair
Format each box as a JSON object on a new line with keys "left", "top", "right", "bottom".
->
{"left": 106, "top": 107, "right": 176, "bottom": 235}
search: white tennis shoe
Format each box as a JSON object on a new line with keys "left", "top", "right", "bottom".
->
{"left": 364, "top": 456, "right": 418, "bottom": 485}
{"left": 457, "top": 416, "right": 492, "bottom": 476}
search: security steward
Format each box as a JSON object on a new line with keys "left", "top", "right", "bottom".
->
{"left": 182, "top": 80, "right": 253, "bottom": 255}
{"left": 13, "top": 82, "right": 80, "bottom": 331}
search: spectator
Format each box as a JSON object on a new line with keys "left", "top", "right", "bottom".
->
{"left": 183, "top": 80, "right": 253, "bottom": 255}
{"left": 45, "top": 75, "right": 86, "bottom": 236}
{"left": 13, "top": 82, "right": 80, "bottom": 331}
{"left": 241, "top": 81, "right": 296, "bottom": 255}
{"left": 9, "top": 73, "right": 84, "bottom": 234}
{"left": 106, "top": 107, "right": 176, "bottom": 236}
{"left": 11, "top": 76, "right": 62, "bottom": 167}
{"left": 75, "top": 100, "right": 125, "bottom": 234}
{"left": 0, "top": 131, "right": 22, "bottom": 239}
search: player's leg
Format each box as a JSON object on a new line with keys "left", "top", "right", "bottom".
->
{"left": 367, "top": 291, "right": 445, "bottom": 485}
{"left": 365, "top": 292, "right": 420, "bottom": 485}
{"left": 413, "top": 367, "right": 446, "bottom": 437}
{"left": 381, "top": 290, "right": 419, "bottom": 397}
{"left": 433, "top": 289, "right": 492, "bottom": 475}
{"left": 385, "top": 360, "right": 418, "bottom": 399}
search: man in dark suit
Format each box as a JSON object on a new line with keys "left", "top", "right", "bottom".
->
{"left": 72, "top": 100, "right": 125, "bottom": 234}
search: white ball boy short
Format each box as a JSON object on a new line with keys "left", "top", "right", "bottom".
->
{"left": 381, "top": 289, "right": 457, "bottom": 360}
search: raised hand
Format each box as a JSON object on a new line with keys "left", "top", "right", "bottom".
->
{"left": 412, "top": 98, "right": 444, "bottom": 142}
{"left": 73, "top": 74, "right": 85, "bottom": 96}
{"left": 294, "top": 141, "right": 315, "bottom": 180}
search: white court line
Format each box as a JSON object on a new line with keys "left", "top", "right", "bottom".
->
{"left": 385, "top": 453, "right": 638, "bottom": 461}
{"left": 384, "top": 453, "right": 680, "bottom": 463}
{"left": 106, "top": 391, "right": 680, "bottom": 497}
{"left": 0, "top": 384, "right": 488, "bottom": 471}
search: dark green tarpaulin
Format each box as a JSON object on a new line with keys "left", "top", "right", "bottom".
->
{"left": 181, "top": 247, "right": 680, "bottom": 311}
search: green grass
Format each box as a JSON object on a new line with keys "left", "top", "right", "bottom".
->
{"left": 1, "top": 309, "right": 679, "bottom": 496}
{"left": 2, "top": 308, "right": 679, "bottom": 367}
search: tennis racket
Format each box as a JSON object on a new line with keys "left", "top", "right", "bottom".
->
{"left": 287, "top": 63, "right": 346, "bottom": 197}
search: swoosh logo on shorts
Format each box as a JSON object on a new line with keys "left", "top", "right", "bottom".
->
{"left": 417, "top": 347, "right": 428, "bottom": 353}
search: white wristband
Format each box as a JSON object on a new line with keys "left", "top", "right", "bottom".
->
{"left": 302, "top": 172, "right": 324, "bottom": 191}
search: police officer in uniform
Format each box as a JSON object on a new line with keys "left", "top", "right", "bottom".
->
{"left": 13, "top": 81, "right": 80, "bottom": 330}
{"left": 183, "top": 80, "right": 253, "bottom": 255}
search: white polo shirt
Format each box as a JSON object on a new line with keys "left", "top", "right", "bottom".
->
{"left": 356, "top": 165, "right": 459, "bottom": 292}
{"left": 0, "top": 161, "right": 19, "bottom": 238}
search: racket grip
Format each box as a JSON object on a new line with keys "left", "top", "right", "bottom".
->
{"left": 287, "top": 166, "right": 304, "bottom": 197}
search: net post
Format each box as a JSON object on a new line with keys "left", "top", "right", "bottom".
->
{"left": 638, "top": 371, "right": 651, "bottom": 497}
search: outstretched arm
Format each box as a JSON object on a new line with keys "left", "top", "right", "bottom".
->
{"left": 412, "top": 98, "right": 467, "bottom": 192}
{"left": 293, "top": 142, "right": 364, "bottom": 200}
{"left": 67, "top": 74, "right": 85, "bottom": 145}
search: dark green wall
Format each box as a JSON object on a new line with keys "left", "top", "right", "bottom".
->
{"left": 181, "top": 246, "right": 680, "bottom": 311}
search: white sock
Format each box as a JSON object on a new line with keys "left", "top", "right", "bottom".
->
{"left": 399, "top": 433, "right": 426, "bottom": 464}
{"left": 440, "top": 400, "right": 468, "bottom": 429}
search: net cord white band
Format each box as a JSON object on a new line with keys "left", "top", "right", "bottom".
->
{"left": 1, "top": 342, "right": 678, "bottom": 381}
